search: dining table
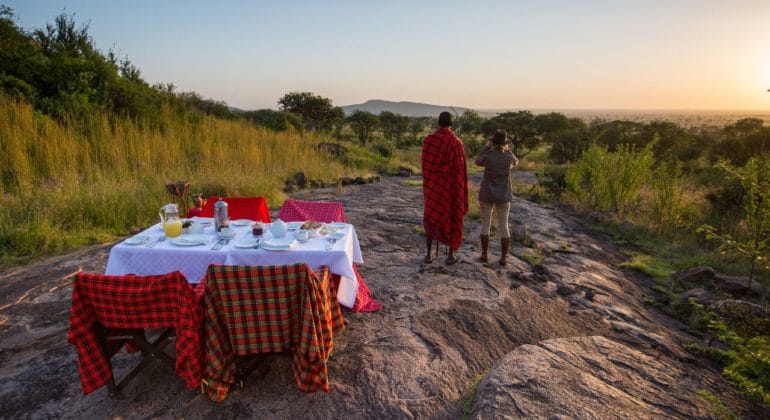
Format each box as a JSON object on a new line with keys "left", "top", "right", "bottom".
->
{"left": 104, "top": 218, "right": 364, "bottom": 308}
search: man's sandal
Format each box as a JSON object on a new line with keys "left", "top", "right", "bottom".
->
{"left": 446, "top": 254, "right": 460, "bottom": 265}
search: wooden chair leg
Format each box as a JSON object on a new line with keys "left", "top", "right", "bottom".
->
{"left": 98, "top": 327, "right": 176, "bottom": 396}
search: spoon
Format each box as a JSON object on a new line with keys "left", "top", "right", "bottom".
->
{"left": 147, "top": 236, "right": 166, "bottom": 248}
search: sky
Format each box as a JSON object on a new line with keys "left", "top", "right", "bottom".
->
{"left": 5, "top": 0, "right": 770, "bottom": 111}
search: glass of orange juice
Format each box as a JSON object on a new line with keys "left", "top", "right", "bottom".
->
{"left": 163, "top": 219, "right": 183, "bottom": 237}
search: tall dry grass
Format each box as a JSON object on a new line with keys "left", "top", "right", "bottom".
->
{"left": 0, "top": 96, "right": 352, "bottom": 263}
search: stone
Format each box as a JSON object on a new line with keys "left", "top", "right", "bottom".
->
{"left": 471, "top": 336, "right": 711, "bottom": 419}
{"left": 293, "top": 171, "right": 307, "bottom": 189}
{"left": 586, "top": 211, "right": 612, "bottom": 224}
{"left": 354, "top": 176, "right": 366, "bottom": 185}
{"left": 680, "top": 287, "right": 717, "bottom": 305}
{"left": 316, "top": 141, "right": 343, "bottom": 157}
{"left": 283, "top": 179, "right": 298, "bottom": 193}
{"left": 670, "top": 266, "right": 716, "bottom": 289}
{"left": 715, "top": 273, "right": 768, "bottom": 297}
{"left": 395, "top": 166, "right": 412, "bottom": 176}
{"left": 709, "top": 299, "right": 770, "bottom": 338}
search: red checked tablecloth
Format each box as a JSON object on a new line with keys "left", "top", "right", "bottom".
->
{"left": 68, "top": 271, "right": 204, "bottom": 394}
{"left": 278, "top": 199, "right": 347, "bottom": 224}
{"left": 198, "top": 196, "right": 272, "bottom": 222}
{"left": 278, "top": 199, "right": 381, "bottom": 312}
{"left": 202, "top": 263, "right": 344, "bottom": 401}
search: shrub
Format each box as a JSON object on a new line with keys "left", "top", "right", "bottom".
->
{"left": 565, "top": 142, "right": 654, "bottom": 217}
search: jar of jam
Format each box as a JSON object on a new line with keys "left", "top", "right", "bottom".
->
{"left": 252, "top": 222, "right": 264, "bottom": 237}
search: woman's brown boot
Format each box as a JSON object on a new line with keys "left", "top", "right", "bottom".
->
{"left": 479, "top": 235, "right": 489, "bottom": 262}
{"left": 499, "top": 237, "right": 510, "bottom": 266}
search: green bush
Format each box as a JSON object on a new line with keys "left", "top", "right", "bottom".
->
{"left": 565, "top": 142, "right": 654, "bottom": 217}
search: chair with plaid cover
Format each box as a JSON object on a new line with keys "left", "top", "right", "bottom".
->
{"left": 68, "top": 271, "right": 204, "bottom": 396}
{"left": 278, "top": 198, "right": 382, "bottom": 312}
{"left": 201, "top": 263, "right": 345, "bottom": 401}
{"left": 196, "top": 196, "right": 272, "bottom": 222}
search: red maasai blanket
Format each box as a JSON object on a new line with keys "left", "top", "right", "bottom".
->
{"left": 198, "top": 196, "right": 272, "bottom": 222}
{"left": 202, "top": 264, "right": 345, "bottom": 402}
{"left": 421, "top": 127, "right": 468, "bottom": 250}
{"left": 278, "top": 199, "right": 382, "bottom": 312}
{"left": 68, "top": 271, "right": 204, "bottom": 394}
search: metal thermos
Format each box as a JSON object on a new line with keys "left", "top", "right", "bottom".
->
{"left": 214, "top": 198, "right": 229, "bottom": 232}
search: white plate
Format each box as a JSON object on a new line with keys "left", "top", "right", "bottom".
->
{"left": 328, "top": 232, "right": 345, "bottom": 240}
{"left": 329, "top": 222, "right": 348, "bottom": 228}
{"left": 190, "top": 217, "right": 213, "bottom": 226}
{"left": 233, "top": 238, "right": 259, "bottom": 248}
{"left": 124, "top": 235, "right": 150, "bottom": 245}
{"left": 170, "top": 235, "right": 209, "bottom": 246}
{"left": 230, "top": 219, "right": 253, "bottom": 227}
{"left": 261, "top": 239, "right": 298, "bottom": 250}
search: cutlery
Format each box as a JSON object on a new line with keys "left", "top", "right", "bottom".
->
{"left": 147, "top": 236, "right": 165, "bottom": 248}
{"left": 211, "top": 239, "right": 224, "bottom": 250}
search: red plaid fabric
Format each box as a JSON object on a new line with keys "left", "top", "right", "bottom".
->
{"left": 278, "top": 199, "right": 347, "bottom": 223}
{"left": 278, "top": 199, "right": 382, "bottom": 312}
{"left": 198, "top": 196, "right": 272, "bottom": 222}
{"left": 68, "top": 271, "right": 204, "bottom": 394}
{"left": 202, "top": 263, "right": 345, "bottom": 401}
{"left": 421, "top": 127, "right": 468, "bottom": 250}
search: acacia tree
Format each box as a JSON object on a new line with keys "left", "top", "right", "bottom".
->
{"left": 698, "top": 156, "right": 770, "bottom": 291}
{"left": 455, "top": 109, "right": 484, "bottom": 136}
{"left": 277, "top": 91, "right": 343, "bottom": 132}
{"left": 347, "top": 110, "right": 378, "bottom": 145}
{"left": 482, "top": 111, "right": 542, "bottom": 157}
{"left": 379, "top": 111, "right": 409, "bottom": 143}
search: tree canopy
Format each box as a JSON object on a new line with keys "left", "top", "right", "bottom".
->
{"left": 347, "top": 110, "right": 379, "bottom": 145}
{"left": 0, "top": 7, "right": 234, "bottom": 122}
{"left": 277, "top": 91, "right": 344, "bottom": 132}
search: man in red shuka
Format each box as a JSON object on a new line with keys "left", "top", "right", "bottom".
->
{"left": 421, "top": 111, "right": 468, "bottom": 264}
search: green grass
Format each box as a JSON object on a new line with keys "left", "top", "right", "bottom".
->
{"left": 0, "top": 96, "right": 418, "bottom": 265}
{"left": 520, "top": 249, "right": 545, "bottom": 267}
{"left": 619, "top": 253, "right": 676, "bottom": 279}
{"left": 460, "top": 373, "right": 486, "bottom": 419}
{"left": 697, "top": 389, "right": 739, "bottom": 420}
{"left": 584, "top": 219, "right": 769, "bottom": 286}
{"left": 401, "top": 180, "right": 423, "bottom": 188}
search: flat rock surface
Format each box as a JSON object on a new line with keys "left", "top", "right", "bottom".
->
{"left": 472, "top": 336, "right": 710, "bottom": 419}
{"left": 0, "top": 174, "right": 766, "bottom": 419}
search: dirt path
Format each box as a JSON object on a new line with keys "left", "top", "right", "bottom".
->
{"left": 0, "top": 175, "right": 766, "bottom": 419}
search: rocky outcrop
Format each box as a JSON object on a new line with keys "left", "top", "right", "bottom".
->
{"left": 0, "top": 174, "right": 766, "bottom": 419}
{"left": 472, "top": 336, "right": 709, "bottom": 419}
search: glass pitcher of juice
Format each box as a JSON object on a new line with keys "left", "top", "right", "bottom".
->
{"left": 159, "top": 203, "right": 183, "bottom": 237}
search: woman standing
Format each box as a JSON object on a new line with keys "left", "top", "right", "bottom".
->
{"left": 475, "top": 130, "right": 519, "bottom": 265}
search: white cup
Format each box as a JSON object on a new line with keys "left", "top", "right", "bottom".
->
{"left": 218, "top": 227, "right": 234, "bottom": 239}
{"left": 296, "top": 229, "right": 310, "bottom": 241}
{"left": 189, "top": 222, "right": 204, "bottom": 234}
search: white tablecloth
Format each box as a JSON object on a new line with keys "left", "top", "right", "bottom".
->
{"left": 105, "top": 219, "right": 364, "bottom": 308}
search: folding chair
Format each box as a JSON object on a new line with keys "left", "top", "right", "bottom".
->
{"left": 68, "top": 271, "right": 204, "bottom": 396}
{"left": 278, "top": 199, "right": 382, "bottom": 312}
{"left": 197, "top": 196, "right": 271, "bottom": 222}
{"left": 201, "top": 263, "right": 345, "bottom": 402}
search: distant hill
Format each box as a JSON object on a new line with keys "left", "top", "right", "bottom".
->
{"left": 341, "top": 100, "right": 470, "bottom": 117}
